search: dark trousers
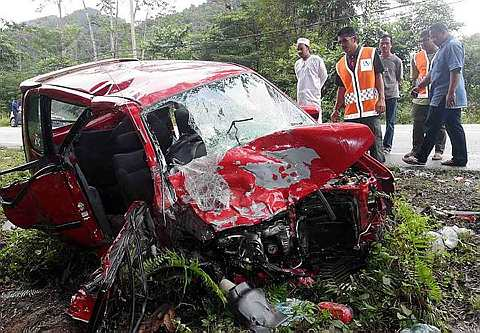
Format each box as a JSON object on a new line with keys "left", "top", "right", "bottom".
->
{"left": 415, "top": 98, "right": 468, "bottom": 164}
{"left": 412, "top": 103, "right": 446, "bottom": 155}
{"left": 383, "top": 98, "right": 397, "bottom": 149}
{"left": 346, "top": 116, "right": 385, "bottom": 163}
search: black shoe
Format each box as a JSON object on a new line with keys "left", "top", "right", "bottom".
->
{"left": 402, "top": 155, "right": 426, "bottom": 166}
{"left": 440, "top": 159, "right": 466, "bottom": 167}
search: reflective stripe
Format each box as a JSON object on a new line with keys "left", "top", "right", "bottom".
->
{"left": 345, "top": 92, "right": 356, "bottom": 105}
{"left": 359, "top": 87, "right": 378, "bottom": 102}
{"left": 337, "top": 47, "right": 378, "bottom": 119}
{"left": 344, "top": 110, "right": 378, "bottom": 120}
{"left": 345, "top": 88, "right": 378, "bottom": 105}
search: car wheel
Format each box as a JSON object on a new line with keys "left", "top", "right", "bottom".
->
{"left": 10, "top": 118, "right": 17, "bottom": 127}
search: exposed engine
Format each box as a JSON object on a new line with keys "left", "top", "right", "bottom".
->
{"left": 214, "top": 166, "right": 388, "bottom": 277}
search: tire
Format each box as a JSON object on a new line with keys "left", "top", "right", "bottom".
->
{"left": 10, "top": 118, "right": 17, "bottom": 127}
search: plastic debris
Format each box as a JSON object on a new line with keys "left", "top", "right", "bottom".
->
{"left": 452, "top": 225, "right": 475, "bottom": 236}
{"left": 445, "top": 210, "right": 480, "bottom": 223}
{"left": 220, "top": 279, "right": 287, "bottom": 332}
{"left": 400, "top": 323, "right": 441, "bottom": 333}
{"left": 318, "top": 301, "right": 353, "bottom": 324}
{"left": 275, "top": 298, "right": 353, "bottom": 325}
{"left": 440, "top": 226, "right": 459, "bottom": 249}
{"left": 427, "top": 231, "right": 445, "bottom": 252}
{"left": 427, "top": 225, "right": 474, "bottom": 252}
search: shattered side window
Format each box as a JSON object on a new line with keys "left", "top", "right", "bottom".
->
{"left": 50, "top": 99, "right": 85, "bottom": 129}
{"left": 145, "top": 73, "right": 314, "bottom": 158}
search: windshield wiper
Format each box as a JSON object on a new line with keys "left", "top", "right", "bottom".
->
{"left": 227, "top": 117, "right": 253, "bottom": 145}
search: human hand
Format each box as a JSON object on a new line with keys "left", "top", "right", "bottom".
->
{"left": 330, "top": 110, "right": 340, "bottom": 122}
{"left": 446, "top": 92, "right": 456, "bottom": 108}
{"left": 410, "top": 87, "right": 419, "bottom": 98}
{"left": 376, "top": 98, "right": 386, "bottom": 114}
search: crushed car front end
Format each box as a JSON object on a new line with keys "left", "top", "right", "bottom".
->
{"left": 142, "top": 71, "right": 395, "bottom": 279}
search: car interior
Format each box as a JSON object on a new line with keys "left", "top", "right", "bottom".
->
{"left": 72, "top": 102, "right": 206, "bottom": 222}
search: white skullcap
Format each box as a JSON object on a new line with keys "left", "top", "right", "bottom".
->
{"left": 296, "top": 37, "right": 310, "bottom": 47}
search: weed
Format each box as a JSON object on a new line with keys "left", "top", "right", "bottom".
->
{"left": 0, "top": 228, "right": 97, "bottom": 285}
{"left": 0, "top": 114, "right": 10, "bottom": 127}
{"left": 0, "top": 149, "right": 28, "bottom": 218}
{"left": 144, "top": 249, "right": 227, "bottom": 304}
{"left": 0, "top": 148, "right": 27, "bottom": 188}
{"left": 471, "top": 295, "right": 480, "bottom": 311}
{"left": 0, "top": 229, "right": 65, "bottom": 282}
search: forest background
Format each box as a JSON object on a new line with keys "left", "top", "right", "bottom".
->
{"left": 0, "top": 0, "right": 479, "bottom": 123}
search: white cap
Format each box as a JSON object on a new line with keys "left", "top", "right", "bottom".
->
{"left": 296, "top": 37, "right": 310, "bottom": 47}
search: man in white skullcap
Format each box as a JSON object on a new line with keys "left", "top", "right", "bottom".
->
{"left": 294, "top": 37, "right": 328, "bottom": 122}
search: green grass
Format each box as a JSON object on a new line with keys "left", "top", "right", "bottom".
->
{"left": 0, "top": 148, "right": 27, "bottom": 188}
{"left": 0, "top": 114, "right": 10, "bottom": 127}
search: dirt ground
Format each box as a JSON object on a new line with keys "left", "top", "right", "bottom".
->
{"left": 394, "top": 168, "right": 480, "bottom": 333}
{"left": 0, "top": 167, "right": 479, "bottom": 333}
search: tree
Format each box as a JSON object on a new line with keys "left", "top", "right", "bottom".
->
{"left": 32, "top": 0, "right": 66, "bottom": 56}
{"left": 98, "top": 0, "right": 119, "bottom": 57}
{"left": 128, "top": 0, "right": 169, "bottom": 58}
{"left": 202, "top": 2, "right": 261, "bottom": 69}
{"left": 0, "top": 34, "right": 18, "bottom": 71}
{"left": 82, "top": 0, "right": 97, "bottom": 60}
{"left": 143, "top": 25, "right": 196, "bottom": 60}
{"left": 463, "top": 33, "right": 480, "bottom": 112}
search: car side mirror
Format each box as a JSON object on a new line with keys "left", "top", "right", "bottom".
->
{"left": 301, "top": 105, "right": 319, "bottom": 121}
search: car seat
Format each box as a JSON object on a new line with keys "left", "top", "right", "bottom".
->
{"left": 111, "top": 117, "right": 154, "bottom": 205}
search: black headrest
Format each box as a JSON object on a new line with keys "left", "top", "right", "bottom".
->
{"left": 175, "top": 105, "right": 195, "bottom": 135}
{"left": 147, "top": 113, "right": 173, "bottom": 153}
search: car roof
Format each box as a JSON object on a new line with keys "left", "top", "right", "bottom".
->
{"left": 21, "top": 59, "right": 251, "bottom": 107}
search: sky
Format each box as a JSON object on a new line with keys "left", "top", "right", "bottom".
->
{"left": 0, "top": 0, "right": 479, "bottom": 36}
{"left": 0, "top": 0, "right": 207, "bottom": 23}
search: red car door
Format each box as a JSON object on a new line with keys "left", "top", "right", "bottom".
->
{"left": 0, "top": 91, "right": 112, "bottom": 247}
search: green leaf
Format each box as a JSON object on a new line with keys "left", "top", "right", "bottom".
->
{"left": 400, "top": 304, "right": 412, "bottom": 317}
{"left": 382, "top": 276, "right": 391, "bottom": 286}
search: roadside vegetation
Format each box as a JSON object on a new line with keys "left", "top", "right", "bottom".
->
{"left": 0, "top": 115, "right": 10, "bottom": 127}
{"left": 0, "top": 148, "right": 478, "bottom": 332}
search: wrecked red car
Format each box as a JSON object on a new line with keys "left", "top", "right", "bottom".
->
{"left": 0, "top": 59, "right": 393, "bottom": 329}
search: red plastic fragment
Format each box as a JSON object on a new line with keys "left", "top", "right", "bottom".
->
{"left": 318, "top": 301, "right": 353, "bottom": 324}
{"left": 66, "top": 288, "right": 96, "bottom": 323}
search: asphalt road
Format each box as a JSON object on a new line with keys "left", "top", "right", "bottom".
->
{"left": 383, "top": 124, "right": 480, "bottom": 171}
{"left": 0, "top": 127, "right": 23, "bottom": 149}
{"left": 1, "top": 124, "right": 479, "bottom": 170}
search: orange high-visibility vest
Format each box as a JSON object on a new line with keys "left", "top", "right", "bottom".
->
{"left": 336, "top": 47, "right": 379, "bottom": 120}
{"left": 413, "top": 50, "right": 430, "bottom": 99}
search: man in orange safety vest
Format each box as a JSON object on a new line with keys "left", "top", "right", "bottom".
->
{"left": 331, "top": 26, "right": 386, "bottom": 163}
{"left": 403, "top": 30, "right": 446, "bottom": 161}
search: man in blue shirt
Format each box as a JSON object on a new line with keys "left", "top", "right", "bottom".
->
{"left": 403, "top": 23, "right": 468, "bottom": 167}
{"left": 10, "top": 99, "right": 19, "bottom": 126}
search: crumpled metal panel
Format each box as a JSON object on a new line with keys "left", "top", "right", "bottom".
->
{"left": 67, "top": 201, "right": 151, "bottom": 328}
{"left": 169, "top": 123, "right": 374, "bottom": 231}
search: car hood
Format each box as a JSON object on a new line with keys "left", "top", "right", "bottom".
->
{"left": 168, "top": 123, "right": 374, "bottom": 232}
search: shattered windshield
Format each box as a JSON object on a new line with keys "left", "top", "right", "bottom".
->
{"left": 143, "top": 73, "right": 314, "bottom": 160}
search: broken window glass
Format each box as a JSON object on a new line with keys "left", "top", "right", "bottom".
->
{"left": 144, "top": 73, "right": 314, "bottom": 161}
{"left": 50, "top": 99, "right": 85, "bottom": 129}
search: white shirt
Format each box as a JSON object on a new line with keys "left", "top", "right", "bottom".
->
{"left": 294, "top": 54, "right": 328, "bottom": 117}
